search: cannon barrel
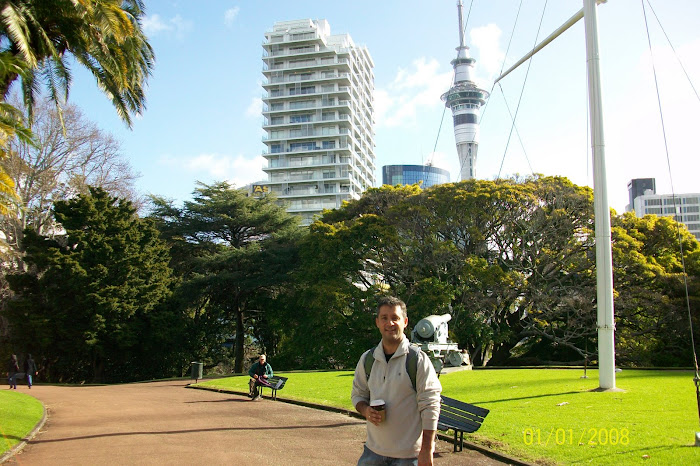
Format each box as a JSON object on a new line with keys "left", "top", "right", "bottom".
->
{"left": 413, "top": 314, "right": 452, "bottom": 339}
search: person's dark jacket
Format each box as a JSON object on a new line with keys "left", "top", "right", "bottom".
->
{"left": 248, "top": 361, "right": 273, "bottom": 379}
{"left": 8, "top": 358, "right": 19, "bottom": 375}
{"left": 24, "top": 357, "right": 37, "bottom": 375}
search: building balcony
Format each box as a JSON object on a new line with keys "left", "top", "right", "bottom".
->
{"left": 262, "top": 99, "right": 351, "bottom": 114}
{"left": 263, "top": 128, "right": 349, "bottom": 142}
{"left": 263, "top": 86, "right": 351, "bottom": 100}
{"left": 263, "top": 58, "right": 350, "bottom": 72}
{"left": 263, "top": 113, "right": 350, "bottom": 128}
{"left": 262, "top": 72, "right": 350, "bottom": 87}
{"left": 264, "top": 155, "right": 353, "bottom": 170}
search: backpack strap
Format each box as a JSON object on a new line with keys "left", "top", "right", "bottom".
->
{"left": 364, "top": 344, "right": 419, "bottom": 392}
{"left": 363, "top": 347, "right": 376, "bottom": 383}
{"left": 405, "top": 344, "right": 419, "bottom": 392}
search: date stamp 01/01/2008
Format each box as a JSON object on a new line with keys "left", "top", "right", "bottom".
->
{"left": 522, "top": 428, "right": 630, "bottom": 447}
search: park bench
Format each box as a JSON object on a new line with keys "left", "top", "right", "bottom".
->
{"left": 437, "top": 395, "right": 490, "bottom": 452}
{"left": 259, "top": 376, "right": 288, "bottom": 400}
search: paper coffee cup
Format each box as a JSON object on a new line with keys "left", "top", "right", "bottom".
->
{"left": 370, "top": 399, "right": 386, "bottom": 422}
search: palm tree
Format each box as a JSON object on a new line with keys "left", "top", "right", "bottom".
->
{"left": 0, "top": 0, "right": 154, "bottom": 215}
{"left": 0, "top": 0, "right": 155, "bottom": 127}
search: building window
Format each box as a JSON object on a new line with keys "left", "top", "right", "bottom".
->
{"left": 322, "top": 141, "right": 336, "bottom": 149}
{"left": 453, "top": 113, "right": 478, "bottom": 125}
{"left": 289, "top": 142, "right": 316, "bottom": 152}
{"left": 270, "top": 144, "right": 282, "bottom": 154}
{"left": 290, "top": 114, "right": 312, "bottom": 123}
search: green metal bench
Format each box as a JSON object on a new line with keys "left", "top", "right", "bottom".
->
{"left": 437, "top": 395, "right": 490, "bottom": 452}
{"left": 259, "top": 376, "right": 288, "bottom": 400}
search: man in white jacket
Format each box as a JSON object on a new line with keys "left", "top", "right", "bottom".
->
{"left": 352, "top": 297, "right": 442, "bottom": 466}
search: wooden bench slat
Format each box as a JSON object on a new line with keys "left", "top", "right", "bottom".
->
{"left": 438, "top": 395, "right": 489, "bottom": 452}
{"left": 440, "top": 408, "right": 487, "bottom": 424}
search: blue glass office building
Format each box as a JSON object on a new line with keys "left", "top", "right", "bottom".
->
{"left": 382, "top": 165, "right": 450, "bottom": 188}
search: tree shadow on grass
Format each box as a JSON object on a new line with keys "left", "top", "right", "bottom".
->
{"left": 27, "top": 421, "right": 366, "bottom": 444}
{"left": 471, "top": 390, "right": 583, "bottom": 405}
{"left": 183, "top": 398, "right": 251, "bottom": 403}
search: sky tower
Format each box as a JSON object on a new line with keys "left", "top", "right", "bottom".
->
{"left": 441, "top": 0, "right": 490, "bottom": 181}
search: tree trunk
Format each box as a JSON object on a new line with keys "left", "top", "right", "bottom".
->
{"left": 234, "top": 306, "right": 244, "bottom": 373}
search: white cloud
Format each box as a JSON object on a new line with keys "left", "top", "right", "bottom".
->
{"left": 160, "top": 153, "right": 266, "bottom": 186}
{"left": 376, "top": 58, "right": 452, "bottom": 128}
{"left": 246, "top": 97, "right": 263, "bottom": 118}
{"left": 142, "top": 14, "right": 170, "bottom": 36}
{"left": 142, "top": 14, "right": 192, "bottom": 39}
{"left": 470, "top": 23, "right": 505, "bottom": 83}
{"left": 224, "top": 6, "right": 240, "bottom": 28}
{"left": 427, "top": 151, "right": 458, "bottom": 182}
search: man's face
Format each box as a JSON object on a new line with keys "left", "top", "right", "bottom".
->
{"left": 376, "top": 304, "right": 408, "bottom": 344}
{"left": 259, "top": 357, "right": 266, "bottom": 365}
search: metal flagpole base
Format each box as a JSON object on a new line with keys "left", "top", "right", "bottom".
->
{"left": 695, "top": 432, "right": 700, "bottom": 446}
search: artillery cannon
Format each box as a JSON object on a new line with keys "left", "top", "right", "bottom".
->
{"left": 410, "top": 314, "right": 471, "bottom": 373}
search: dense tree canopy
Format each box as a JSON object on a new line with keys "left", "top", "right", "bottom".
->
{"left": 5, "top": 187, "right": 175, "bottom": 382}
{"left": 149, "top": 182, "right": 302, "bottom": 373}
{"left": 1, "top": 100, "right": 139, "bottom": 270}
{"left": 277, "top": 176, "right": 699, "bottom": 369}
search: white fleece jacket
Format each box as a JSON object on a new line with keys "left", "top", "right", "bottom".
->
{"left": 351, "top": 337, "right": 442, "bottom": 458}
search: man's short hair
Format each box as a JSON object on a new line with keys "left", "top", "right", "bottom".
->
{"left": 376, "top": 296, "right": 407, "bottom": 318}
{"left": 259, "top": 354, "right": 266, "bottom": 360}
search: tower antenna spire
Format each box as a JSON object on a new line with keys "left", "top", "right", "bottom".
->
{"left": 441, "top": 0, "right": 489, "bottom": 181}
{"left": 457, "top": 0, "right": 466, "bottom": 48}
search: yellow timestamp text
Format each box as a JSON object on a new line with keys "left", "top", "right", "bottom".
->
{"left": 522, "top": 427, "right": 630, "bottom": 447}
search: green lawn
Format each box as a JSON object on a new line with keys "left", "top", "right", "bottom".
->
{"left": 0, "top": 390, "right": 44, "bottom": 456}
{"left": 199, "top": 369, "right": 700, "bottom": 465}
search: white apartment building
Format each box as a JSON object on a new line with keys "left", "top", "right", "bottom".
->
{"left": 261, "top": 19, "right": 376, "bottom": 225}
{"left": 626, "top": 178, "right": 700, "bottom": 239}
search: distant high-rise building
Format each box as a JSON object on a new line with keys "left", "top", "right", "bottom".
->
{"left": 627, "top": 178, "right": 700, "bottom": 239}
{"left": 382, "top": 164, "right": 450, "bottom": 188}
{"left": 261, "top": 19, "right": 376, "bottom": 226}
{"left": 627, "top": 178, "right": 655, "bottom": 209}
{"left": 441, "top": 0, "right": 489, "bottom": 181}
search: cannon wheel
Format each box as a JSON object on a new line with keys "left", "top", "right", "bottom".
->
{"left": 447, "top": 351, "right": 463, "bottom": 367}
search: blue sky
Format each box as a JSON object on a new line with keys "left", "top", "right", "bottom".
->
{"left": 66, "top": 0, "right": 700, "bottom": 212}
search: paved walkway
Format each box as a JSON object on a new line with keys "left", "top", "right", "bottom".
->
{"left": 3, "top": 380, "right": 511, "bottom": 465}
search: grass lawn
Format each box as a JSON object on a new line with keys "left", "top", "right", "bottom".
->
{"left": 199, "top": 368, "right": 700, "bottom": 465}
{"left": 0, "top": 390, "right": 44, "bottom": 456}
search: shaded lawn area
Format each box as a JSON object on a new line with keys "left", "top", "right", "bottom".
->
{"left": 199, "top": 368, "right": 700, "bottom": 465}
{"left": 0, "top": 390, "right": 43, "bottom": 456}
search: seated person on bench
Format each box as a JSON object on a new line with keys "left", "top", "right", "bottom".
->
{"left": 248, "top": 354, "right": 273, "bottom": 400}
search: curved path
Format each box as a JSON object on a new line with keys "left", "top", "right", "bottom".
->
{"left": 4, "top": 380, "right": 510, "bottom": 465}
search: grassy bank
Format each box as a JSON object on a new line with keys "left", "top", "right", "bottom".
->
{"left": 0, "top": 390, "right": 44, "bottom": 456}
{"left": 199, "top": 368, "right": 700, "bottom": 465}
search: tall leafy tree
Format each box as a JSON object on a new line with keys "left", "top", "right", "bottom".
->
{"left": 612, "top": 212, "right": 700, "bottom": 366}
{"left": 1, "top": 99, "right": 139, "bottom": 270}
{"left": 6, "top": 187, "right": 174, "bottom": 382}
{"left": 291, "top": 177, "right": 599, "bottom": 368}
{"left": 149, "top": 182, "right": 301, "bottom": 373}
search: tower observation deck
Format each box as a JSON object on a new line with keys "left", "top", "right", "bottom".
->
{"left": 441, "top": 0, "right": 490, "bottom": 181}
